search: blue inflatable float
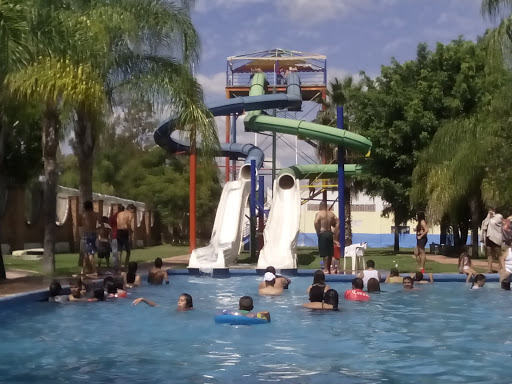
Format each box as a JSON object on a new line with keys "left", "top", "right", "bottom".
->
{"left": 215, "top": 310, "right": 270, "bottom": 325}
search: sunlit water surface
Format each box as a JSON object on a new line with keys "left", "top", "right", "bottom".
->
{"left": 1, "top": 276, "right": 512, "bottom": 383}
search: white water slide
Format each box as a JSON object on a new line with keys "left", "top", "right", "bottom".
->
{"left": 188, "top": 169, "right": 251, "bottom": 269}
{"left": 257, "top": 173, "right": 301, "bottom": 270}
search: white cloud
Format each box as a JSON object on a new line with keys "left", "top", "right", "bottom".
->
{"left": 381, "top": 16, "right": 406, "bottom": 29}
{"left": 195, "top": 0, "right": 266, "bottom": 13}
{"left": 276, "top": 0, "right": 371, "bottom": 24}
{"left": 328, "top": 67, "right": 363, "bottom": 84}
{"left": 382, "top": 37, "right": 413, "bottom": 55}
{"left": 196, "top": 72, "right": 227, "bottom": 103}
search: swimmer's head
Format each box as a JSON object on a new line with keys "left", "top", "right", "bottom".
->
{"left": 104, "top": 279, "right": 117, "bottom": 294}
{"left": 366, "top": 260, "right": 375, "bottom": 269}
{"left": 49, "top": 281, "right": 62, "bottom": 297}
{"left": 473, "top": 274, "right": 486, "bottom": 288}
{"left": 69, "top": 278, "right": 83, "bottom": 297}
{"left": 313, "top": 270, "right": 326, "bottom": 285}
{"left": 93, "top": 288, "right": 105, "bottom": 301}
{"left": 324, "top": 289, "right": 339, "bottom": 310}
{"left": 501, "top": 280, "right": 511, "bottom": 291}
{"left": 309, "top": 285, "right": 324, "bottom": 303}
{"left": 239, "top": 296, "right": 254, "bottom": 311}
{"left": 390, "top": 268, "right": 399, "bottom": 277}
{"left": 265, "top": 266, "right": 276, "bottom": 275}
{"left": 414, "top": 272, "right": 424, "bottom": 281}
{"left": 367, "top": 278, "right": 381, "bottom": 293}
{"left": 352, "top": 277, "right": 364, "bottom": 290}
{"left": 178, "top": 294, "right": 193, "bottom": 310}
{"left": 403, "top": 276, "right": 414, "bottom": 289}
{"left": 154, "top": 257, "right": 163, "bottom": 268}
{"left": 128, "top": 261, "right": 138, "bottom": 273}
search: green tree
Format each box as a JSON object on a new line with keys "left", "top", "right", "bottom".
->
{"left": 6, "top": 0, "right": 106, "bottom": 273}
{"left": 67, "top": 0, "right": 217, "bottom": 209}
{"left": 411, "top": 48, "right": 512, "bottom": 255}
{"left": 352, "top": 40, "right": 489, "bottom": 251}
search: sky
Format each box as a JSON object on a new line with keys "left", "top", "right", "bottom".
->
{"left": 189, "top": 0, "right": 495, "bottom": 183}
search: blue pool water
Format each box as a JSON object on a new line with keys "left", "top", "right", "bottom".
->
{"left": 1, "top": 276, "right": 512, "bottom": 383}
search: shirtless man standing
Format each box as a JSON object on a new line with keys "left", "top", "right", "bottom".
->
{"left": 314, "top": 201, "right": 340, "bottom": 275}
{"left": 117, "top": 203, "right": 135, "bottom": 268}
{"left": 80, "top": 200, "right": 99, "bottom": 276}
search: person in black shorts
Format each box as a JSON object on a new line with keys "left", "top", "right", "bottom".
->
{"left": 414, "top": 211, "right": 429, "bottom": 272}
{"left": 314, "top": 201, "right": 339, "bottom": 274}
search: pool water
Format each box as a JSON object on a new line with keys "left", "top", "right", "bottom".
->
{"left": 1, "top": 276, "right": 512, "bottom": 383}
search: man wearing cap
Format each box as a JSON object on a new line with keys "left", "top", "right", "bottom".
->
{"left": 258, "top": 272, "right": 284, "bottom": 296}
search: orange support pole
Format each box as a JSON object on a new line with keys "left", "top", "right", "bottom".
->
{"left": 189, "top": 143, "right": 197, "bottom": 253}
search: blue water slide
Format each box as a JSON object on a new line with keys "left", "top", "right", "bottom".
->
{"left": 154, "top": 73, "right": 302, "bottom": 168}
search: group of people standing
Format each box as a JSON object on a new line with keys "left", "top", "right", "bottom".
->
{"left": 314, "top": 201, "right": 430, "bottom": 274}
{"left": 79, "top": 201, "right": 136, "bottom": 276}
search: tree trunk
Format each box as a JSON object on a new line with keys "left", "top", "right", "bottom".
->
{"left": 440, "top": 215, "right": 448, "bottom": 245}
{"left": 469, "top": 194, "right": 480, "bottom": 256}
{"left": 394, "top": 215, "right": 400, "bottom": 253}
{"left": 459, "top": 220, "right": 469, "bottom": 249}
{"left": 453, "top": 223, "right": 461, "bottom": 248}
{"left": 344, "top": 186, "right": 352, "bottom": 246}
{"left": 0, "top": 115, "right": 6, "bottom": 280}
{"left": 74, "top": 105, "right": 95, "bottom": 205}
{"left": 42, "top": 103, "right": 60, "bottom": 274}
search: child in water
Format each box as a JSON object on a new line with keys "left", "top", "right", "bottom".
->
{"left": 458, "top": 248, "right": 477, "bottom": 283}
{"left": 471, "top": 274, "right": 486, "bottom": 289}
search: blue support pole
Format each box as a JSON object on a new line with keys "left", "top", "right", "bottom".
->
{"left": 250, "top": 160, "right": 257, "bottom": 260}
{"left": 337, "top": 107, "right": 345, "bottom": 255}
{"left": 258, "top": 175, "right": 265, "bottom": 252}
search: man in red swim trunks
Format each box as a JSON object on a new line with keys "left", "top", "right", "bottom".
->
{"left": 344, "top": 277, "right": 370, "bottom": 301}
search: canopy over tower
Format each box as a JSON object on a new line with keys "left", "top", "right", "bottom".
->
{"left": 226, "top": 48, "right": 327, "bottom": 100}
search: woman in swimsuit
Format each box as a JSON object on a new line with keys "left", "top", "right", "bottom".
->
{"left": 306, "top": 270, "right": 330, "bottom": 293}
{"left": 414, "top": 211, "right": 429, "bottom": 271}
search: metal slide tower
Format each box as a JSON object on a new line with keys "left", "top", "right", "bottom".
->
{"left": 224, "top": 48, "right": 328, "bottom": 184}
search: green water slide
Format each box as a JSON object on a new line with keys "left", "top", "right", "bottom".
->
{"left": 278, "top": 164, "right": 363, "bottom": 179}
{"left": 243, "top": 73, "right": 372, "bottom": 154}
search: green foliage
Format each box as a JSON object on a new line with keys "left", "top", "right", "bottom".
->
{"left": 352, "top": 40, "right": 490, "bottom": 225}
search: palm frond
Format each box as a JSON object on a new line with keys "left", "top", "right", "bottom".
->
{"left": 6, "top": 57, "right": 105, "bottom": 112}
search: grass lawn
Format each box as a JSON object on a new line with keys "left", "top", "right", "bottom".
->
{"left": 3, "top": 245, "right": 190, "bottom": 276}
{"left": 238, "top": 247, "right": 484, "bottom": 273}
{"left": 4, "top": 244, "right": 483, "bottom": 276}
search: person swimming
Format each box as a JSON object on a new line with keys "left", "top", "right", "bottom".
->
{"left": 367, "top": 278, "right": 381, "bottom": 293}
{"left": 471, "top": 274, "right": 486, "bottom": 289}
{"left": 385, "top": 268, "right": 403, "bottom": 284}
{"left": 177, "top": 294, "right": 193, "bottom": 311}
{"left": 307, "top": 270, "right": 330, "bottom": 293}
{"left": 48, "top": 281, "right": 69, "bottom": 303}
{"left": 122, "top": 261, "right": 141, "bottom": 288}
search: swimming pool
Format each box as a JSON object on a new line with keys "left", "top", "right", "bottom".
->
{"left": 1, "top": 276, "right": 512, "bottom": 383}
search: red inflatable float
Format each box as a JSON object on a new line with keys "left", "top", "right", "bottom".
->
{"left": 344, "top": 289, "right": 370, "bottom": 302}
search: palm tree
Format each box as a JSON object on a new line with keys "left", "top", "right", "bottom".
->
{"left": 314, "top": 76, "right": 362, "bottom": 246}
{"left": 0, "top": 1, "right": 31, "bottom": 279}
{"left": 68, "top": 0, "right": 214, "bottom": 206}
{"left": 6, "top": 0, "right": 106, "bottom": 273}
